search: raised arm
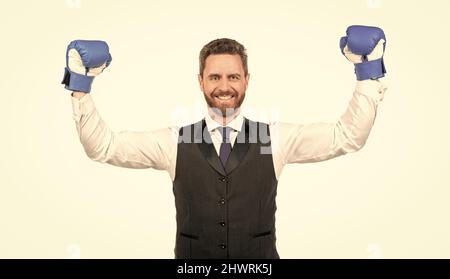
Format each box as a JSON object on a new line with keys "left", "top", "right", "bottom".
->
{"left": 71, "top": 93, "right": 176, "bottom": 170}
{"left": 62, "top": 40, "right": 177, "bottom": 172}
{"left": 274, "top": 25, "right": 388, "bottom": 166}
{"left": 276, "top": 79, "right": 386, "bottom": 165}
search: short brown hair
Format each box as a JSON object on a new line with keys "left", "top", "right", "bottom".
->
{"left": 199, "top": 38, "right": 248, "bottom": 77}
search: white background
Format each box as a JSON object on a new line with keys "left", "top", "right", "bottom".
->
{"left": 0, "top": 0, "right": 449, "bottom": 258}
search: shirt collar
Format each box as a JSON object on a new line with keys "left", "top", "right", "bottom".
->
{"left": 204, "top": 106, "right": 244, "bottom": 133}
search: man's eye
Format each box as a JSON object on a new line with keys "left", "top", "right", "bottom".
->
{"left": 230, "top": 76, "right": 239, "bottom": 80}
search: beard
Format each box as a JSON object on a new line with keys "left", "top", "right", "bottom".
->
{"left": 203, "top": 89, "right": 246, "bottom": 117}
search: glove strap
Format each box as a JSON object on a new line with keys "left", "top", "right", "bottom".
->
{"left": 61, "top": 67, "right": 95, "bottom": 93}
{"left": 354, "top": 58, "right": 386, "bottom": 80}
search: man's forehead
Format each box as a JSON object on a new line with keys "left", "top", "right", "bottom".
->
{"left": 204, "top": 54, "right": 244, "bottom": 73}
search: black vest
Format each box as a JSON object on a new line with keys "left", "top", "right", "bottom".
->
{"left": 172, "top": 117, "right": 279, "bottom": 259}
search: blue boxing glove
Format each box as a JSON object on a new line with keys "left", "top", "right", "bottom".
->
{"left": 61, "top": 40, "right": 112, "bottom": 93}
{"left": 340, "top": 25, "right": 386, "bottom": 80}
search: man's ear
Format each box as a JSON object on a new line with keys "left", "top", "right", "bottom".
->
{"left": 198, "top": 74, "right": 203, "bottom": 91}
{"left": 245, "top": 73, "right": 250, "bottom": 89}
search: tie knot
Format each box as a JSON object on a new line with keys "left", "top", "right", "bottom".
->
{"left": 218, "top": 126, "right": 232, "bottom": 143}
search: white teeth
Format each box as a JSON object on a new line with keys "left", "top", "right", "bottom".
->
{"left": 217, "top": 95, "right": 233, "bottom": 100}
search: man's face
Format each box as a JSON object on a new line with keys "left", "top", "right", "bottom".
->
{"left": 198, "top": 54, "right": 250, "bottom": 116}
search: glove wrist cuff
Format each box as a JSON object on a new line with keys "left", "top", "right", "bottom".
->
{"left": 354, "top": 58, "right": 386, "bottom": 80}
{"left": 61, "top": 67, "right": 95, "bottom": 93}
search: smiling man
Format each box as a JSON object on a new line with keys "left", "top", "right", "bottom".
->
{"left": 198, "top": 40, "right": 249, "bottom": 125}
{"left": 63, "top": 26, "right": 388, "bottom": 259}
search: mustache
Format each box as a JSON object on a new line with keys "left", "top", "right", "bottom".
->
{"left": 212, "top": 89, "right": 238, "bottom": 96}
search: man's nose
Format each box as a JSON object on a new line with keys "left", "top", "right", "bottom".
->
{"left": 217, "top": 78, "right": 231, "bottom": 91}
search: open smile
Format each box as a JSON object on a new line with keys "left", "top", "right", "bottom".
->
{"left": 214, "top": 94, "right": 235, "bottom": 101}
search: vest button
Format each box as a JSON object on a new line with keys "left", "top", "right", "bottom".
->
{"left": 218, "top": 198, "right": 226, "bottom": 205}
{"left": 219, "top": 221, "right": 226, "bottom": 227}
{"left": 218, "top": 176, "right": 228, "bottom": 182}
{"left": 219, "top": 243, "right": 227, "bottom": 249}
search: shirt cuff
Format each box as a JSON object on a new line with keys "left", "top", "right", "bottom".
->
{"left": 71, "top": 94, "right": 96, "bottom": 122}
{"left": 355, "top": 79, "right": 388, "bottom": 103}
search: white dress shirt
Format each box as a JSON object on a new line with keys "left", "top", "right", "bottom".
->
{"left": 70, "top": 80, "right": 387, "bottom": 181}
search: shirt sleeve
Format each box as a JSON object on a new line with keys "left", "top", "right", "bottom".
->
{"left": 71, "top": 94, "right": 178, "bottom": 171}
{"left": 274, "top": 79, "right": 387, "bottom": 166}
